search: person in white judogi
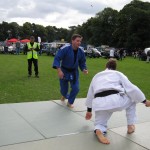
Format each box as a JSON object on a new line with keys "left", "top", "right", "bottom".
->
{"left": 85, "top": 59, "right": 150, "bottom": 144}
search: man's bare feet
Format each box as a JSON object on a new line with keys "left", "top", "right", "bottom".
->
{"left": 61, "top": 96, "right": 65, "bottom": 102}
{"left": 127, "top": 125, "right": 135, "bottom": 134}
{"left": 145, "top": 100, "right": 150, "bottom": 107}
{"left": 67, "top": 102, "right": 74, "bottom": 108}
{"left": 95, "top": 129, "right": 110, "bottom": 144}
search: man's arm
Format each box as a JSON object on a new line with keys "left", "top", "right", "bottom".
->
{"left": 119, "top": 72, "right": 146, "bottom": 103}
{"left": 56, "top": 67, "right": 64, "bottom": 79}
{"left": 34, "top": 43, "right": 40, "bottom": 51}
{"left": 52, "top": 48, "right": 65, "bottom": 69}
{"left": 79, "top": 50, "right": 88, "bottom": 73}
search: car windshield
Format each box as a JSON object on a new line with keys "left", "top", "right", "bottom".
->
{"left": 93, "top": 48, "right": 98, "bottom": 52}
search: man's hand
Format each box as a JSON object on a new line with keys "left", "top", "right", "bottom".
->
{"left": 57, "top": 68, "right": 64, "bottom": 79}
{"left": 145, "top": 100, "right": 150, "bottom": 107}
{"left": 83, "top": 69, "right": 88, "bottom": 74}
{"left": 29, "top": 48, "right": 33, "bottom": 51}
{"left": 85, "top": 112, "right": 92, "bottom": 120}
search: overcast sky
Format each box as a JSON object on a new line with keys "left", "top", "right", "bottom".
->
{"left": 0, "top": 0, "right": 149, "bottom": 29}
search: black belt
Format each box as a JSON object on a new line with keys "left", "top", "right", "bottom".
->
{"left": 61, "top": 66, "right": 76, "bottom": 83}
{"left": 94, "top": 90, "right": 119, "bottom": 98}
{"left": 61, "top": 66, "right": 75, "bottom": 72}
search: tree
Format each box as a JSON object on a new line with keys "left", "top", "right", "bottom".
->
{"left": 114, "top": 0, "right": 150, "bottom": 49}
{"left": 76, "top": 8, "right": 118, "bottom": 46}
{"left": 0, "top": 21, "right": 10, "bottom": 41}
{"left": 22, "top": 22, "right": 33, "bottom": 39}
{"left": 33, "top": 24, "right": 47, "bottom": 42}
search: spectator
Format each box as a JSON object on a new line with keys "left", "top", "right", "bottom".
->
{"left": 24, "top": 36, "right": 40, "bottom": 78}
{"left": 146, "top": 50, "right": 150, "bottom": 63}
{"left": 119, "top": 49, "right": 124, "bottom": 61}
{"left": 109, "top": 48, "right": 115, "bottom": 58}
{"left": 16, "top": 41, "right": 21, "bottom": 55}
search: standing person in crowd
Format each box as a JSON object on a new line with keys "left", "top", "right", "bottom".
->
{"left": 146, "top": 50, "right": 150, "bottom": 63}
{"left": 4, "top": 40, "right": 8, "bottom": 54}
{"left": 109, "top": 48, "right": 115, "bottom": 58}
{"left": 138, "top": 49, "right": 142, "bottom": 61}
{"left": 53, "top": 34, "right": 88, "bottom": 108}
{"left": 85, "top": 59, "right": 150, "bottom": 144}
{"left": 133, "top": 49, "right": 138, "bottom": 59}
{"left": 39, "top": 43, "right": 43, "bottom": 56}
{"left": 144, "top": 48, "right": 150, "bottom": 63}
{"left": 24, "top": 36, "right": 40, "bottom": 78}
{"left": 15, "top": 41, "right": 21, "bottom": 55}
{"left": 119, "top": 48, "right": 124, "bottom": 61}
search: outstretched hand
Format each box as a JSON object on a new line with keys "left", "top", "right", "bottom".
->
{"left": 83, "top": 69, "right": 88, "bottom": 74}
{"left": 85, "top": 112, "right": 92, "bottom": 120}
{"left": 29, "top": 48, "right": 33, "bottom": 51}
{"left": 57, "top": 68, "right": 64, "bottom": 79}
{"left": 145, "top": 100, "right": 150, "bottom": 107}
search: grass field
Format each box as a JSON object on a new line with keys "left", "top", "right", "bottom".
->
{"left": 0, "top": 54, "right": 150, "bottom": 104}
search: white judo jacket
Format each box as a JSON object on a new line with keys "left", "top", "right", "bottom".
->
{"left": 86, "top": 69, "right": 146, "bottom": 111}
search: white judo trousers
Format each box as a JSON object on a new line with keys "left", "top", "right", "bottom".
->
{"left": 94, "top": 94, "right": 136, "bottom": 133}
{"left": 86, "top": 69, "right": 146, "bottom": 133}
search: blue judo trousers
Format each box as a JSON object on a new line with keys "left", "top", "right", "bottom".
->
{"left": 52, "top": 45, "right": 87, "bottom": 104}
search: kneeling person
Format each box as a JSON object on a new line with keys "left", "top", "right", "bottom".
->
{"left": 85, "top": 59, "right": 150, "bottom": 144}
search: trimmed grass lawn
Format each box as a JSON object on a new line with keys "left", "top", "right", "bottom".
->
{"left": 0, "top": 54, "right": 150, "bottom": 104}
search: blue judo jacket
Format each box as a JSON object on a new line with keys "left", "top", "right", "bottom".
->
{"left": 52, "top": 45, "right": 87, "bottom": 81}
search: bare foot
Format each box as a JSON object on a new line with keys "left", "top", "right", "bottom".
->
{"left": 127, "top": 125, "right": 135, "bottom": 134}
{"left": 145, "top": 100, "right": 150, "bottom": 107}
{"left": 61, "top": 96, "right": 65, "bottom": 102}
{"left": 67, "top": 102, "right": 74, "bottom": 108}
{"left": 96, "top": 129, "right": 110, "bottom": 144}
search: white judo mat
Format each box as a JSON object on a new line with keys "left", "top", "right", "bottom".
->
{"left": 0, "top": 99, "right": 150, "bottom": 150}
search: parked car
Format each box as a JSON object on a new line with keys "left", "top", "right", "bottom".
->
{"left": 46, "top": 43, "right": 70, "bottom": 56}
{"left": 143, "top": 47, "right": 150, "bottom": 61}
{"left": 141, "top": 52, "right": 147, "bottom": 61}
{"left": 101, "top": 47, "right": 120, "bottom": 60}
{"left": 95, "top": 46, "right": 104, "bottom": 53}
{"left": 8, "top": 45, "right": 16, "bottom": 54}
{"left": 46, "top": 47, "right": 58, "bottom": 56}
{"left": 86, "top": 48, "right": 101, "bottom": 58}
{"left": 0, "top": 46, "right": 4, "bottom": 53}
{"left": 41, "top": 43, "right": 52, "bottom": 53}
{"left": 144, "top": 47, "right": 150, "bottom": 55}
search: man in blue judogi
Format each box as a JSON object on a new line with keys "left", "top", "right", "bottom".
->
{"left": 53, "top": 34, "right": 88, "bottom": 108}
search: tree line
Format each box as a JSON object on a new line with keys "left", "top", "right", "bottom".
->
{"left": 0, "top": 0, "right": 150, "bottom": 50}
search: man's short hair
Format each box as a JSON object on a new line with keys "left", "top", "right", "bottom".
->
{"left": 106, "top": 58, "right": 117, "bottom": 70}
{"left": 71, "top": 34, "right": 82, "bottom": 41}
{"left": 30, "top": 36, "right": 35, "bottom": 40}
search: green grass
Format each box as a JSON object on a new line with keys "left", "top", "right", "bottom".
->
{"left": 0, "top": 54, "right": 150, "bottom": 104}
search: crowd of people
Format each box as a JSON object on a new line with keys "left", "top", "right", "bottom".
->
{"left": 1, "top": 39, "right": 150, "bottom": 63}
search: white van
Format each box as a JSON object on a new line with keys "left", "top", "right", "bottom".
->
{"left": 144, "top": 47, "right": 150, "bottom": 55}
